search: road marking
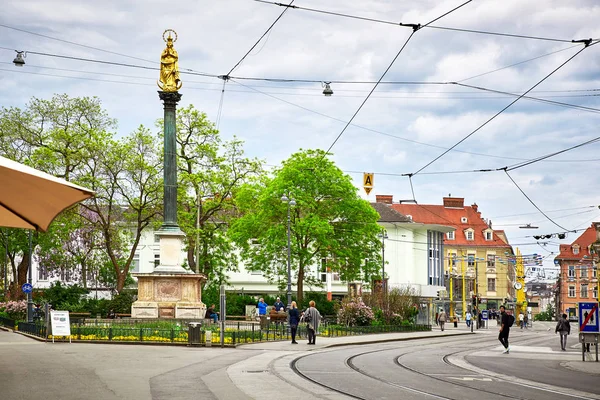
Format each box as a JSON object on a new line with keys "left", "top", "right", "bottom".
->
{"left": 447, "top": 376, "right": 493, "bottom": 381}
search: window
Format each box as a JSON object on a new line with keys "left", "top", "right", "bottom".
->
{"left": 427, "top": 231, "right": 443, "bottom": 286}
{"left": 448, "top": 253, "right": 457, "bottom": 272}
{"left": 568, "top": 266, "right": 575, "bottom": 278}
{"left": 487, "top": 254, "right": 496, "bottom": 268}
{"left": 594, "top": 286, "right": 598, "bottom": 299}
{"left": 573, "top": 245, "right": 580, "bottom": 255}
{"left": 487, "top": 278, "right": 496, "bottom": 291}
{"left": 468, "top": 254, "right": 475, "bottom": 269}
{"left": 485, "top": 231, "right": 493, "bottom": 241}
{"left": 320, "top": 259, "right": 340, "bottom": 282}
{"left": 466, "top": 230, "right": 474, "bottom": 241}
{"left": 154, "top": 235, "right": 160, "bottom": 243}
{"left": 581, "top": 266, "right": 588, "bottom": 278}
{"left": 38, "top": 264, "right": 48, "bottom": 281}
{"left": 461, "top": 217, "right": 468, "bottom": 223}
{"left": 594, "top": 268, "right": 598, "bottom": 279}
{"left": 446, "top": 231, "right": 455, "bottom": 240}
{"left": 154, "top": 254, "right": 160, "bottom": 268}
{"left": 568, "top": 285, "right": 576, "bottom": 297}
{"left": 581, "top": 284, "right": 588, "bottom": 298}
{"left": 131, "top": 254, "right": 140, "bottom": 273}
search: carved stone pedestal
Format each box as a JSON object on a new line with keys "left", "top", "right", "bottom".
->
{"left": 131, "top": 273, "right": 206, "bottom": 318}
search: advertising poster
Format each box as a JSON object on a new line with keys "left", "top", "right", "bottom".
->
{"left": 50, "top": 310, "right": 71, "bottom": 338}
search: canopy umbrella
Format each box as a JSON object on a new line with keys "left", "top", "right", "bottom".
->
{"left": 0, "top": 155, "right": 94, "bottom": 232}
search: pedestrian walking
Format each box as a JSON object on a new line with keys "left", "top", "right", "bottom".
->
{"left": 288, "top": 301, "right": 300, "bottom": 344}
{"left": 499, "top": 306, "right": 512, "bottom": 354}
{"left": 438, "top": 309, "right": 447, "bottom": 331}
{"left": 523, "top": 314, "right": 529, "bottom": 329}
{"left": 518, "top": 312, "right": 524, "bottom": 329}
{"left": 466, "top": 311, "right": 472, "bottom": 328}
{"left": 302, "top": 300, "right": 321, "bottom": 345}
{"left": 555, "top": 313, "right": 571, "bottom": 351}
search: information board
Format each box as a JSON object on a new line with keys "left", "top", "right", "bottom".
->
{"left": 578, "top": 302, "right": 599, "bottom": 333}
{"left": 50, "top": 310, "right": 71, "bottom": 338}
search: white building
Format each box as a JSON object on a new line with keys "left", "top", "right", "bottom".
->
{"left": 28, "top": 202, "right": 454, "bottom": 299}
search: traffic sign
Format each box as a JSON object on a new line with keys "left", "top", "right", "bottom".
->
{"left": 579, "top": 302, "right": 599, "bottom": 333}
{"left": 363, "top": 173, "right": 373, "bottom": 195}
{"left": 481, "top": 310, "right": 488, "bottom": 320}
{"left": 22, "top": 283, "right": 33, "bottom": 294}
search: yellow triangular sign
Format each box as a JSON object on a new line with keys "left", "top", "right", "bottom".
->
{"left": 364, "top": 186, "right": 373, "bottom": 195}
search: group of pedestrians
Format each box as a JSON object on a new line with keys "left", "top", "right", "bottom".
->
{"left": 256, "top": 297, "right": 322, "bottom": 345}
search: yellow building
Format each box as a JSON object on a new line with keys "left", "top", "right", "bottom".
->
{"left": 394, "top": 197, "right": 515, "bottom": 318}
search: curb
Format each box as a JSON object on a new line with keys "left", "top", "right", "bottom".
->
{"left": 323, "top": 331, "right": 473, "bottom": 348}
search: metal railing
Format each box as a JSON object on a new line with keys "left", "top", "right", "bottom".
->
{"left": 38, "top": 320, "right": 431, "bottom": 346}
{"left": 17, "top": 322, "right": 46, "bottom": 338}
{"left": 0, "top": 316, "right": 16, "bottom": 329}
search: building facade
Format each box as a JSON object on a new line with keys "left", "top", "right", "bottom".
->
{"left": 554, "top": 223, "right": 600, "bottom": 320}
{"left": 386, "top": 195, "right": 515, "bottom": 318}
{"left": 26, "top": 202, "right": 453, "bottom": 304}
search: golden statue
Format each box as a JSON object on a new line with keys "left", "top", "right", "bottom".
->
{"left": 158, "top": 29, "right": 182, "bottom": 92}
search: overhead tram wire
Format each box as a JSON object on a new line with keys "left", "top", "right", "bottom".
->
{"left": 453, "top": 82, "right": 600, "bottom": 115}
{"left": 217, "top": 0, "right": 296, "bottom": 129}
{"left": 321, "top": 0, "right": 473, "bottom": 159}
{"left": 0, "top": 23, "right": 156, "bottom": 65}
{"left": 230, "top": 79, "right": 600, "bottom": 164}
{"left": 254, "top": 0, "right": 575, "bottom": 43}
{"left": 411, "top": 40, "right": 597, "bottom": 176}
{"left": 503, "top": 169, "right": 572, "bottom": 232}
{"left": 491, "top": 205, "right": 598, "bottom": 219}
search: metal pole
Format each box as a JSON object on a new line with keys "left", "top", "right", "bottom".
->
{"left": 286, "top": 203, "right": 292, "bottom": 310}
{"left": 196, "top": 192, "right": 201, "bottom": 274}
{"left": 3, "top": 231, "right": 7, "bottom": 297}
{"left": 27, "top": 230, "right": 33, "bottom": 322}
{"left": 382, "top": 231, "right": 386, "bottom": 311}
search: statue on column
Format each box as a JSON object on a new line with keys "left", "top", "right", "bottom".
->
{"left": 158, "top": 29, "right": 182, "bottom": 92}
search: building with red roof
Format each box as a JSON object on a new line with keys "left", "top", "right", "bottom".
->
{"left": 375, "top": 195, "right": 515, "bottom": 318}
{"left": 554, "top": 223, "right": 600, "bottom": 320}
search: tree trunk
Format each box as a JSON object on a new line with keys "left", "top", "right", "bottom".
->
{"left": 116, "top": 271, "right": 126, "bottom": 293}
{"left": 15, "top": 255, "right": 28, "bottom": 300}
{"left": 296, "top": 265, "right": 304, "bottom": 304}
{"left": 82, "top": 261, "right": 87, "bottom": 289}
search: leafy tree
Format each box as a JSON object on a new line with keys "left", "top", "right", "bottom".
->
{"left": 171, "top": 106, "right": 264, "bottom": 284}
{"left": 0, "top": 95, "right": 162, "bottom": 293}
{"left": 229, "top": 149, "right": 382, "bottom": 303}
{"left": 40, "top": 281, "right": 89, "bottom": 310}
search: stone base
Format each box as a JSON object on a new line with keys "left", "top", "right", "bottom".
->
{"left": 132, "top": 272, "right": 207, "bottom": 319}
{"left": 131, "top": 301, "right": 206, "bottom": 319}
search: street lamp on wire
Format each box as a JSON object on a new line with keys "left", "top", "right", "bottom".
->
{"left": 281, "top": 195, "right": 296, "bottom": 310}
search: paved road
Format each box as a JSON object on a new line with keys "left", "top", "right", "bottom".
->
{"left": 1, "top": 324, "right": 598, "bottom": 399}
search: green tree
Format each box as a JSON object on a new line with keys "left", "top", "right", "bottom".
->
{"left": 0, "top": 95, "right": 162, "bottom": 294}
{"left": 229, "top": 149, "right": 381, "bottom": 303}
{"left": 171, "top": 106, "right": 264, "bottom": 284}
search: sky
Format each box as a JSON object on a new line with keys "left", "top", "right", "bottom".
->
{"left": 1, "top": 0, "right": 600, "bottom": 275}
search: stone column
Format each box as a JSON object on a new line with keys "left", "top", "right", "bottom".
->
{"left": 158, "top": 91, "right": 182, "bottom": 232}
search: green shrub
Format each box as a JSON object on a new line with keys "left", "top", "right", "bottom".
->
{"left": 40, "top": 282, "right": 89, "bottom": 310}
{"left": 109, "top": 293, "right": 135, "bottom": 314}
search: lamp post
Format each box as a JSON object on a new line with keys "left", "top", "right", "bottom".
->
{"left": 27, "top": 230, "right": 33, "bottom": 322}
{"left": 378, "top": 229, "right": 388, "bottom": 312}
{"left": 281, "top": 195, "right": 296, "bottom": 309}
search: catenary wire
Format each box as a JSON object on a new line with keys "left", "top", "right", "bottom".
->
{"left": 491, "top": 205, "right": 598, "bottom": 220}
{"left": 411, "top": 42, "right": 596, "bottom": 176}
{"left": 227, "top": 0, "right": 295, "bottom": 76}
{"left": 321, "top": 0, "right": 473, "bottom": 157}
{"left": 0, "top": 23, "right": 156, "bottom": 65}
{"left": 503, "top": 169, "right": 572, "bottom": 232}
{"left": 253, "top": 0, "right": 576, "bottom": 43}
{"left": 232, "top": 79, "right": 600, "bottom": 164}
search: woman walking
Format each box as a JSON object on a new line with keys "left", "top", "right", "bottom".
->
{"left": 288, "top": 301, "right": 300, "bottom": 344}
{"left": 303, "top": 300, "right": 322, "bottom": 345}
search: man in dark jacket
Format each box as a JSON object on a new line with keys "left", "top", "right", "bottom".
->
{"left": 555, "top": 313, "right": 571, "bottom": 351}
{"left": 498, "top": 306, "right": 511, "bottom": 354}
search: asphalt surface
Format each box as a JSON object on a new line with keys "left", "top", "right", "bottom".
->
{"left": 1, "top": 322, "right": 598, "bottom": 399}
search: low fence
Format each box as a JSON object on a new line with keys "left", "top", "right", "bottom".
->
{"left": 41, "top": 321, "right": 430, "bottom": 346}
{"left": 17, "top": 322, "right": 47, "bottom": 338}
{"left": 0, "top": 316, "right": 16, "bottom": 329}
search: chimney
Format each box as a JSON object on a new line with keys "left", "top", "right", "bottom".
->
{"left": 443, "top": 197, "right": 464, "bottom": 208}
{"left": 471, "top": 203, "right": 478, "bottom": 212}
{"left": 376, "top": 195, "right": 393, "bottom": 204}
